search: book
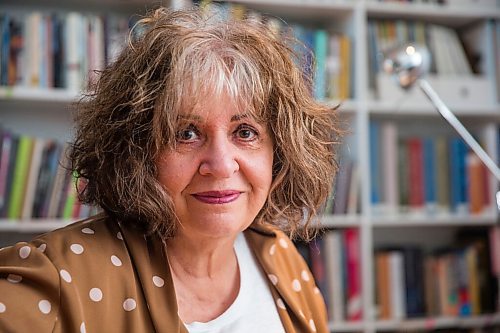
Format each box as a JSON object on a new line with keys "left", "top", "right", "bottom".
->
{"left": 309, "top": 237, "right": 329, "bottom": 310}
{"left": 375, "top": 252, "right": 391, "bottom": 319}
{"left": 7, "top": 135, "right": 34, "bottom": 219}
{"left": 345, "top": 228, "right": 362, "bottom": 321}
{"left": 0, "top": 131, "right": 13, "bottom": 216}
{"left": 381, "top": 121, "right": 398, "bottom": 214}
{"left": 389, "top": 251, "right": 406, "bottom": 319}
{"left": 21, "top": 138, "right": 45, "bottom": 219}
{"left": 407, "top": 137, "right": 424, "bottom": 212}
{"left": 423, "top": 138, "right": 437, "bottom": 213}
{"left": 466, "top": 152, "right": 485, "bottom": 214}
{"left": 369, "top": 121, "right": 381, "bottom": 212}
{"left": 402, "top": 247, "right": 425, "bottom": 317}
{"left": 313, "top": 29, "right": 328, "bottom": 100}
{"left": 333, "top": 158, "right": 354, "bottom": 215}
{"left": 323, "top": 231, "right": 345, "bottom": 322}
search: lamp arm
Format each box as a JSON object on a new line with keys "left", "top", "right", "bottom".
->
{"left": 418, "top": 79, "right": 500, "bottom": 182}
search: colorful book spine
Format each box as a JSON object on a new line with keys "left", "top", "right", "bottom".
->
{"left": 7, "top": 136, "right": 34, "bottom": 219}
{"left": 345, "top": 228, "right": 362, "bottom": 321}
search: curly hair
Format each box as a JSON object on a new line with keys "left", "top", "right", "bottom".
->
{"left": 70, "top": 6, "right": 342, "bottom": 240}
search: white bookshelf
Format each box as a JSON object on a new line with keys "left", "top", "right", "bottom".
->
{"left": 1, "top": 1, "right": 499, "bottom": 332}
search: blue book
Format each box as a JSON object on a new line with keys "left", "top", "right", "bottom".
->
{"left": 369, "top": 121, "right": 381, "bottom": 206}
{"left": 313, "top": 29, "right": 328, "bottom": 100}
{"left": 449, "top": 138, "right": 461, "bottom": 212}
{"left": 449, "top": 137, "right": 468, "bottom": 213}
{"left": 1, "top": 14, "right": 10, "bottom": 86}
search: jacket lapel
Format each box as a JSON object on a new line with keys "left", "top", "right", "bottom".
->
{"left": 244, "top": 226, "right": 311, "bottom": 332}
{"left": 119, "top": 222, "right": 188, "bottom": 333}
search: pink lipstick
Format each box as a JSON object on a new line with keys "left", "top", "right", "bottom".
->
{"left": 192, "top": 190, "right": 241, "bottom": 204}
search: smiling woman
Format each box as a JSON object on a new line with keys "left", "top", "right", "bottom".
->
{"left": 0, "top": 6, "right": 342, "bottom": 333}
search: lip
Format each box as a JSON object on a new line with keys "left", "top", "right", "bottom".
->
{"left": 191, "top": 190, "right": 241, "bottom": 204}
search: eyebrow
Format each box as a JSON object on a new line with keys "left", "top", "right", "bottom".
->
{"left": 177, "top": 113, "right": 250, "bottom": 122}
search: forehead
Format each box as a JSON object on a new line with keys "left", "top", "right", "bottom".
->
{"left": 177, "top": 90, "right": 260, "bottom": 122}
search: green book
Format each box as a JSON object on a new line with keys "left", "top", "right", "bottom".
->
{"left": 62, "top": 173, "right": 78, "bottom": 219}
{"left": 7, "top": 136, "right": 34, "bottom": 219}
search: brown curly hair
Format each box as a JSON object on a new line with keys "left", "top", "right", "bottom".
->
{"left": 70, "top": 6, "right": 342, "bottom": 240}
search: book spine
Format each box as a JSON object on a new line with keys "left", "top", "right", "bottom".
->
{"left": 7, "top": 136, "right": 34, "bottom": 219}
{"left": 345, "top": 228, "right": 362, "bottom": 321}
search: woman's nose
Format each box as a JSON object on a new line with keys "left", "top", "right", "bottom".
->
{"left": 198, "top": 136, "right": 239, "bottom": 178}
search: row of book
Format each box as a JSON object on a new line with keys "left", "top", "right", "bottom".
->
{"left": 371, "top": 0, "right": 498, "bottom": 6}
{"left": 295, "top": 227, "right": 499, "bottom": 324}
{"left": 375, "top": 228, "right": 498, "bottom": 320}
{"left": 196, "top": 0, "right": 353, "bottom": 101}
{"left": 0, "top": 11, "right": 132, "bottom": 91}
{"left": 324, "top": 158, "right": 360, "bottom": 215}
{"left": 370, "top": 120, "right": 492, "bottom": 216}
{"left": 368, "top": 19, "right": 473, "bottom": 79}
{"left": 0, "top": 129, "right": 97, "bottom": 220}
{"left": 297, "top": 228, "right": 362, "bottom": 322}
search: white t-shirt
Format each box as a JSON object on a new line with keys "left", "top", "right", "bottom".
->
{"left": 184, "top": 233, "right": 286, "bottom": 333}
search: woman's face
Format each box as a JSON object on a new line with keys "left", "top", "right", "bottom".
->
{"left": 156, "top": 95, "right": 274, "bottom": 241}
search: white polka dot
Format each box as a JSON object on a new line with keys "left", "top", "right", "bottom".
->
{"left": 279, "top": 238, "right": 288, "bottom": 248}
{"left": 7, "top": 274, "right": 22, "bottom": 283}
{"left": 292, "top": 279, "right": 301, "bottom": 292}
{"left": 70, "top": 244, "right": 84, "bottom": 255}
{"left": 153, "top": 276, "right": 164, "bottom": 287}
{"left": 80, "top": 322, "right": 86, "bottom": 333}
{"left": 38, "top": 300, "right": 51, "bottom": 314}
{"left": 0, "top": 302, "right": 5, "bottom": 313}
{"left": 269, "top": 244, "right": 276, "bottom": 256}
{"left": 117, "top": 232, "right": 123, "bottom": 240}
{"left": 309, "top": 319, "right": 317, "bottom": 332}
{"left": 89, "top": 288, "right": 103, "bottom": 302}
{"left": 268, "top": 274, "right": 278, "bottom": 285}
{"left": 60, "top": 270, "right": 72, "bottom": 283}
{"left": 81, "top": 228, "right": 94, "bottom": 235}
{"left": 123, "top": 298, "right": 136, "bottom": 311}
{"left": 37, "top": 243, "right": 47, "bottom": 253}
{"left": 276, "top": 298, "right": 286, "bottom": 310}
{"left": 301, "top": 270, "right": 310, "bottom": 282}
{"left": 313, "top": 286, "right": 320, "bottom": 294}
{"left": 19, "top": 246, "right": 31, "bottom": 259}
{"left": 111, "top": 255, "right": 122, "bottom": 267}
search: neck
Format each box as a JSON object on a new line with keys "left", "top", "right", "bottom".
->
{"left": 166, "top": 232, "right": 239, "bottom": 279}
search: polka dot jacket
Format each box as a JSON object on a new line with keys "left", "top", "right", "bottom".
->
{"left": 0, "top": 214, "right": 328, "bottom": 333}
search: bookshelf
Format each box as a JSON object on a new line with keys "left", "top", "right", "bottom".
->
{"left": 1, "top": 0, "right": 500, "bottom": 332}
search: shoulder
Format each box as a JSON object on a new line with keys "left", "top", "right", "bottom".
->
{"left": 32, "top": 214, "right": 124, "bottom": 262}
{"left": 245, "top": 223, "right": 308, "bottom": 275}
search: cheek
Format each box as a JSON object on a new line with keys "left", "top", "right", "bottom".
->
{"left": 155, "top": 153, "right": 191, "bottom": 193}
{"left": 250, "top": 147, "right": 274, "bottom": 190}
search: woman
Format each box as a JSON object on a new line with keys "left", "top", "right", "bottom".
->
{"left": 0, "top": 6, "right": 340, "bottom": 333}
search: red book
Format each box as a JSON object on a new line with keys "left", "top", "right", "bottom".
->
{"left": 407, "top": 138, "right": 424, "bottom": 210}
{"left": 345, "top": 228, "right": 362, "bottom": 321}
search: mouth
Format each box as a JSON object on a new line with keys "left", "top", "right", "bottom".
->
{"left": 191, "top": 190, "right": 241, "bottom": 204}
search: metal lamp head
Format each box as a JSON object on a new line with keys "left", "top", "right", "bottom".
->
{"left": 382, "top": 44, "right": 431, "bottom": 89}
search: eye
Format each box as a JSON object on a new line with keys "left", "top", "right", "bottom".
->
{"left": 176, "top": 124, "right": 200, "bottom": 142}
{"left": 235, "top": 124, "right": 258, "bottom": 141}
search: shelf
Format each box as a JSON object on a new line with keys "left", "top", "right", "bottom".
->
{"left": 0, "top": 220, "right": 75, "bottom": 233}
{"left": 367, "top": 100, "right": 500, "bottom": 117}
{"left": 0, "top": 86, "right": 79, "bottom": 103}
{"left": 329, "top": 320, "right": 365, "bottom": 332}
{"left": 321, "top": 214, "right": 361, "bottom": 228}
{"left": 229, "top": 0, "right": 355, "bottom": 21}
{"left": 365, "top": 1, "right": 500, "bottom": 27}
{"left": 374, "top": 313, "right": 500, "bottom": 331}
{"left": 371, "top": 212, "right": 498, "bottom": 227}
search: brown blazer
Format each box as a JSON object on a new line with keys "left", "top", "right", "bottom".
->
{"left": 0, "top": 215, "right": 328, "bottom": 332}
